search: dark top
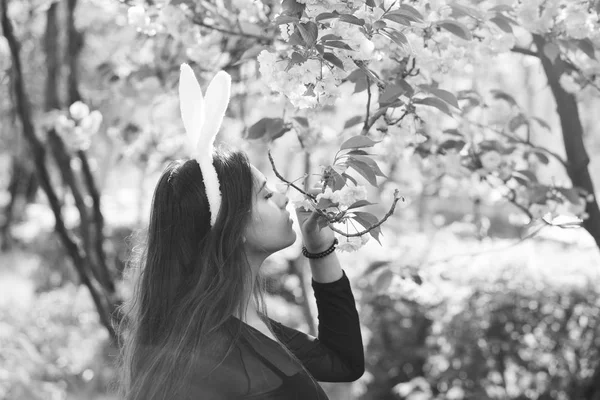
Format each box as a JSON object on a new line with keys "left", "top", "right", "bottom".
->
{"left": 186, "top": 269, "right": 364, "bottom": 399}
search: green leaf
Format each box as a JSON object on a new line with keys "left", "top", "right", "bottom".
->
{"left": 274, "top": 15, "right": 299, "bottom": 25}
{"left": 373, "top": 20, "right": 387, "bottom": 29}
{"left": 339, "top": 14, "right": 365, "bottom": 26}
{"left": 413, "top": 97, "right": 452, "bottom": 116}
{"left": 353, "top": 211, "right": 378, "bottom": 228}
{"left": 348, "top": 155, "right": 387, "bottom": 177}
{"left": 236, "top": 45, "right": 267, "bottom": 64}
{"left": 324, "top": 166, "right": 347, "bottom": 191}
{"left": 320, "top": 34, "right": 343, "bottom": 41}
{"left": 323, "top": 52, "right": 345, "bottom": 70}
{"left": 354, "top": 77, "right": 369, "bottom": 93}
{"left": 281, "top": 0, "right": 305, "bottom": 17}
{"left": 340, "top": 135, "right": 380, "bottom": 150}
{"left": 443, "top": 128, "right": 464, "bottom": 137}
{"left": 348, "top": 199, "right": 377, "bottom": 209}
{"left": 317, "top": 197, "right": 337, "bottom": 209}
{"left": 288, "top": 31, "right": 305, "bottom": 46}
{"left": 577, "top": 38, "right": 596, "bottom": 60}
{"left": 353, "top": 211, "right": 383, "bottom": 243}
{"left": 557, "top": 187, "right": 583, "bottom": 204}
{"left": 346, "top": 69, "right": 365, "bottom": 82}
{"left": 398, "top": 4, "right": 424, "bottom": 20}
{"left": 491, "top": 89, "right": 517, "bottom": 106}
{"left": 323, "top": 40, "right": 354, "bottom": 51}
{"left": 449, "top": 3, "right": 483, "bottom": 20}
{"left": 512, "top": 170, "right": 537, "bottom": 185}
{"left": 530, "top": 116, "right": 551, "bottom": 132}
{"left": 489, "top": 4, "right": 513, "bottom": 12}
{"left": 290, "top": 51, "right": 307, "bottom": 65}
{"left": 383, "top": 13, "right": 412, "bottom": 26}
{"left": 293, "top": 116, "right": 309, "bottom": 127}
{"left": 543, "top": 42, "right": 560, "bottom": 62}
{"left": 490, "top": 14, "right": 513, "bottom": 34}
{"left": 295, "top": 21, "right": 318, "bottom": 47}
{"left": 438, "top": 19, "right": 473, "bottom": 40}
{"left": 342, "top": 172, "right": 358, "bottom": 185}
{"left": 347, "top": 158, "right": 379, "bottom": 186}
{"left": 479, "top": 139, "right": 507, "bottom": 153}
{"left": 247, "top": 118, "right": 270, "bottom": 139}
{"left": 379, "top": 83, "right": 407, "bottom": 105}
{"left": 532, "top": 150, "right": 549, "bottom": 165}
{"left": 508, "top": 113, "right": 528, "bottom": 132}
{"left": 419, "top": 85, "right": 460, "bottom": 109}
{"left": 438, "top": 139, "right": 466, "bottom": 152}
{"left": 315, "top": 12, "right": 339, "bottom": 22}
{"left": 346, "top": 149, "right": 371, "bottom": 156}
{"left": 247, "top": 117, "right": 286, "bottom": 140}
{"left": 382, "top": 30, "right": 408, "bottom": 46}
{"left": 344, "top": 115, "right": 363, "bottom": 129}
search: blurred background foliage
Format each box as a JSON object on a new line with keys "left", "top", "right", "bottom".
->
{"left": 1, "top": 0, "right": 600, "bottom": 399}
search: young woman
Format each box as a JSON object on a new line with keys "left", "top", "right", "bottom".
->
{"left": 116, "top": 65, "right": 364, "bottom": 399}
{"left": 116, "top": 148, "right": 365, "bottom": 399}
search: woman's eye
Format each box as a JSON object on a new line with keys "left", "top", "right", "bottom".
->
{"left": 265, "top": 191, "right": 273, "bottom": 199}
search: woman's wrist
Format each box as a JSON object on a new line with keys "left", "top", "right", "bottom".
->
{"left": 303, "top": 237, "right": 337, "bottom": 254}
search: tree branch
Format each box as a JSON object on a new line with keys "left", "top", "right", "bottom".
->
{"left": 511, "top": 46, "right": 538, "bottom": 58}
{"left": 460, "top": 116, "right": 569, "bottom": 170}
{"left": 362, "top": 76, "right": 372, "bottom": 135}
{"left": 191, "top": 16, "right": 275, "bottom": 43}
{"left": 268, "top": 149, "right": 404, "bottom": 238}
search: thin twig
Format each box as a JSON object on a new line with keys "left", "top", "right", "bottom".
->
{"left": 483, "top": 175, "right": 533, "bottom": 219}
{"left": 422, "top": 222, "right": 548, "bottom": 267}
{"left": 362, "top": 76, "right": 372, "bottom": 135}
{"left": 460, "top": 116, "right": 569, "bottom": 170}
{"left": 268, "top": 149, "right": 404, "bottom": 237}
{"left": 268, "top": 150, "right": 317, "bottom": 201}
{"left": 326, "top": 190, "right": 403, "bottom": 237}
{"left": 191, "top": 16, "right": 275, "bottom": 43}
{"left": 511, "top": 46, "right": 538, "bottom": 58}
{"left": 360, "top": 106, "right": 389, "bottom": 135}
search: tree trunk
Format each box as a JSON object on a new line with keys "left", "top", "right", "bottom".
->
{"left": 1, "top": 0, "right": 118, "bottom": 343}
{"left": 532, "top": 34, "right": 600, "bottom": 250}
{"left": 532, "top": 34, "right": 600, "bottom": 400}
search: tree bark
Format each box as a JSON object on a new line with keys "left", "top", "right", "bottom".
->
{"left": 532, "top": 34, "right": 600, "bottom": 400}
{"left": 532, "top": 34, "right": 600, "bottom": 250}
{"left": 65, "top": 0, "right": 116, "bottom": 292}
{"left": 1, "top": 0, "right": 118, "bottom": 343}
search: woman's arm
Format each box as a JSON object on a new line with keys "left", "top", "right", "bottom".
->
{"left": 269, "top": 265, "right": 365, "bottom": 382}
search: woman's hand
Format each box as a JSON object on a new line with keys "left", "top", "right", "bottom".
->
{"left": 294, "top": 187, "right": 336, "bottom": 253}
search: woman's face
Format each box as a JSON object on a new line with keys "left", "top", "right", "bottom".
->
{"left": 243, "top": 165, "right": 296, "bottom": 257}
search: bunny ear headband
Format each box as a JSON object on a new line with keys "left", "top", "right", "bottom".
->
{"left": 179, "top": 63, "right": 231, "bottom": 228}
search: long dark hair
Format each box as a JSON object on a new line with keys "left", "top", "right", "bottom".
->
{"left": 114, "top": 148, "right": 319, "bottom": 399}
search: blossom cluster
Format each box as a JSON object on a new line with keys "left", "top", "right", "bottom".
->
{"left": 51, "top": 102, "right": 103, "bottom": 152}
{"left": 293, "top": 183, "right": 371, "bottom": 251}
{"left": 336, "top": 233, "right": 370, "bottom": 252}
{"left": 257, "top": 50, "right": 344, "bottom": 109}
{"left": 127, "top": 1, "right": 200, "bottom": 43}
{"left": 316, "top": 185, "right": 368, "bottom": 209}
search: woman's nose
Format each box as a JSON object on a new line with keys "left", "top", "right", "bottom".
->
{"left": 281, "top": 193, "right": 289, "bottom": 208}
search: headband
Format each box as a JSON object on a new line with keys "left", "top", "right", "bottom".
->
{"left": 179, "top": 63, "right": 231, "bottom": 227}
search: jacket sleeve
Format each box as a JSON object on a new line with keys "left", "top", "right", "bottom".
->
{"left": 268, "top": 269, "right": 365, "bottom": 382}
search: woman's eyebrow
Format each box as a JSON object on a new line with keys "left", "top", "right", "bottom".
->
{"left": 259, "top": 180, "right": 267, "bottom": 192}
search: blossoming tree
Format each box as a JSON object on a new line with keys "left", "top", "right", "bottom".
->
{"left": 123, "top": 0, "right": 599, "bottom": 252}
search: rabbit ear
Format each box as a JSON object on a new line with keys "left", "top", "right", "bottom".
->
{"left": 179, "top": 64, "right": 206, "bottom": 154}
{"left": 196, "top": 70, "right": 231, "bottom": 156}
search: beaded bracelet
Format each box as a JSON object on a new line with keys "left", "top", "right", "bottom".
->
{"left": 302, "top": 238, "right": 339, "bottom": 259}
